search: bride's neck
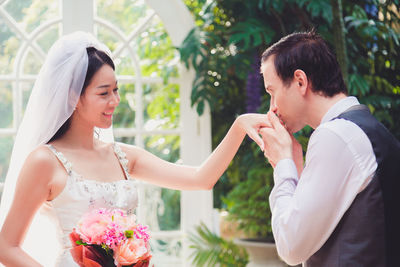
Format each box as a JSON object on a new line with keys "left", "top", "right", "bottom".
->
{"left": 58, "top": 117, "right": 98, "bottom": 150}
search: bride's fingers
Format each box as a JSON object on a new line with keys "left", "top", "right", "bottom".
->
{"left": 258, "top": 114, "right": 271, "bottom": 128}
{"left": 247, "top": 128, "right": 264, "bottom": 152}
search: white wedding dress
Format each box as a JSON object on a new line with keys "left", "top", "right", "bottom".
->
{"left": 45, "top": 142, "right": 139, "bottom": 267}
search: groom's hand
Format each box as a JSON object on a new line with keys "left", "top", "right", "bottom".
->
{"left": 235, "top": 113, "right": 271, "bottom": 152}
{"left": 259, "top": 111, "right": 293, "bottom": 167}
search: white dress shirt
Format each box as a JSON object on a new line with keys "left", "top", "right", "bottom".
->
{"left": 269, "top": 96, "right": 378, "bottom": 266}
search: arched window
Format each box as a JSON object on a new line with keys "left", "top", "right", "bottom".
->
{"left": 0, "top": 0, "right": 212, "bottom": 265}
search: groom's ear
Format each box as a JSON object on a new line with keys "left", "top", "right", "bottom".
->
{"left": 293, "top": 69, "right": 308, "bottom": 96}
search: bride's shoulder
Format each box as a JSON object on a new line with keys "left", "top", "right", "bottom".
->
{"left": 25, "top": 145, "right": 59, "bottom": 170}
{"left": 14, "top": 145, "right": 60, "bottom": 191}
{"left": 114, "top": 142, "right": 142, "bottom": 154}
{"left": 113, "top": 142, "right": 145, "bottom": 164}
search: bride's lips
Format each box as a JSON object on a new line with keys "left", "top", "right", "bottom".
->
{"left": 103, "top": 110, "right": 114, "bottom": 118}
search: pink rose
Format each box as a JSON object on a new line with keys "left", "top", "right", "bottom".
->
{"left": 78, "top": 210, "right": 112, "bottom": 244}
{"left": 114, "top": 238, "right": 151, "bottom": 266}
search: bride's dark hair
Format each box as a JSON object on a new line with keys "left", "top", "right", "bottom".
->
{"left": 48, "top": 47, "right": 115, "bottom": 142}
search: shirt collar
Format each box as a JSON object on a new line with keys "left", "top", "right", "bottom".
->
{"left": 320, "top": 96, "right": 360, "bottom": 124}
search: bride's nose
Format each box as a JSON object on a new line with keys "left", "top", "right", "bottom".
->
{"left": 109, "top": 92, "right": 120, "bottom": 107}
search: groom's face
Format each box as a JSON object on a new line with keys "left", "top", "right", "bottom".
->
{"left": 261, "top": 57, "right": 305, "bottom": 133}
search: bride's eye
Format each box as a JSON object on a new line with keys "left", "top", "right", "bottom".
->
{"left": 100, "top": 91, "right": 108, "bottom": 96}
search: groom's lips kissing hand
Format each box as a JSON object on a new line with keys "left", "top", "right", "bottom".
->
{"left": 273, "top": 111, "right": 287, "bottom": 129}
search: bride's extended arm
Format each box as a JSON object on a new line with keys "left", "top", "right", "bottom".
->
{"left": 0, "top": 147, "right": 55, "bottom": 267}
{"left": 122, "top": 114, "right": 269, "bottom": 190}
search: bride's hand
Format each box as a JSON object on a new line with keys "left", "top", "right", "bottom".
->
{"left": 234, "top": 113, "right": 271, "bottom": 151}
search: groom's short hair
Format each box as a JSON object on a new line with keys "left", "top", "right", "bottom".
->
{"left": 261, "top": 30, "right": 347, "bottom": 97}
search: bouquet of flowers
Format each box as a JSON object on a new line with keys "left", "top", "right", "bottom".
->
{"left": 69, "top": 208, "right": 152, "bottom": 267}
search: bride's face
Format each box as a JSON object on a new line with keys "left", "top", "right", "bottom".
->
{"left": 75, "top": 64, "right": 119, "bottom": 129}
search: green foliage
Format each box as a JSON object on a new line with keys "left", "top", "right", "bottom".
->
{"left": 157, "top": 188, "right": 181, "bottom": 230}
{"left": 343, "top": 1, "right": 400, "bottom": 137}
{"left": 228, "top": 19, "right": 274, "bottom": 51}
{"left": 189, "top": 223, "right": 248, "bottom": 267}
{"left": 223, "top": 162, "right": 273, "bottom": 238}
{"left": 181, "top": 0, "right": 400, "bottom": 242}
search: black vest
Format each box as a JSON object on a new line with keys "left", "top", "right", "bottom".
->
{"left": 305, "top": 105, "right": 400, "bottom": 267}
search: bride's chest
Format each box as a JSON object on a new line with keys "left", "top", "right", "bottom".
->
{"left": 52, "top": 177, "right": 139, "bottom": 215}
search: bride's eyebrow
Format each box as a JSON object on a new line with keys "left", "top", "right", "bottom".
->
{"left": 96, "top": 84, "right": 110, "bottom": 89}
{"left": 96, "top": 81, "right": 118, "bottom": 89}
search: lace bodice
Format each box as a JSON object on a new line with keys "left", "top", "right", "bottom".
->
{"left": 45, "top": 143, "right": 139, "bottom": 266}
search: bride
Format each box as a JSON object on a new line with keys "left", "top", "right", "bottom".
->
{"left": 0, "top": 32, "right": 269, "bottom": 266}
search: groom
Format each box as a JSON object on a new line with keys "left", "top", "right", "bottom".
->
{"left": 258, "top": 31, "right": 400, "bottom": 266}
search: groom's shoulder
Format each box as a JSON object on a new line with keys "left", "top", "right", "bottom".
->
{"left": 315, "top": 118, "right": 370, "bottom": 145}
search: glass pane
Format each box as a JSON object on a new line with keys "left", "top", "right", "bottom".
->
{"left": 140, "top": 184, "right": 180, "bottom": 231}
{"left": 113, "top": 83, "right": 136, "bottom": 128}
{"left": 114, "top": 136, "right": 135, "bottom": 146}
{"left": 0, "top": 137, "right": 14, "bottom": 199}
{"left": 0, "top": 20, "right": 21, "bottom": 75}
{"left": 36, "top": 24, "right": 60, "bottom": 52}
{"left": 23, "top": 48, "right": 43, "bottom": 74}
{"left": 144, "top": 134, "right": 180, "bottom": 161}
{"left": 143, "top": 83, "right": 180, "bottom": 130}
{"left": 96, "top": 25, "right": 122, "bottom": 53}
{"left": 150, "top": 237, "right": 182, "bottom": 265}
{"left": 143, "top": 134, "right": 180, "bottom": 230}
{"left": 0, "top": 82, "right": 13, "bottom": 128}
{"left": 96, "top": 0, "right": 150, "bottom": 36}
{"left": 114, "top": 48, "right": 137, "bottom": 76}
{"left": 133, "top": 16, "right": 179, "bottom": 79}
{"left": 3, "top": 0, "right": 32, "bottom": 22}
{"left": 158, "top": 188, "right": 180, "bottom": 230}
{"left": 4, "top": 0, "right": 60, "bottom": 34}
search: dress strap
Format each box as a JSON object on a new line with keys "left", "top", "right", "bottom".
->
{"left": 46, "top": 144, "right": 73, "bottom": 175}
{"left": 113, "top": 142, "right": 132, "bottom": 180}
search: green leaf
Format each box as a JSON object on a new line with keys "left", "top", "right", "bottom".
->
{"left": 228, "top": 19, "right": 274, "bottom": 50}
{"left": 125, "top": 230, "right": 134, "bottom": 239}
{"left": 189, "top": 223, "right": 248, "bottom": 267}
{"left": 196, "top": 100, "right": 205, "bottom": 115}
{"left": 76, "top": 240, "right": 88, "bottom": 246}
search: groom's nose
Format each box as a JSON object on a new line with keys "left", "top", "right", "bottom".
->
{"left": 269, "top": 99, "right": 277, "bottom": 113}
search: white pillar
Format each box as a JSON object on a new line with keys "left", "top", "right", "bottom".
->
{"left": 61, "top": 0, "right": 93, "bottom": 34}
{"left": 146, "top": 1, "right": 213, "bottom": 265}
{"left": 180, "top": 67, "right": 213, "bottom": 266}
